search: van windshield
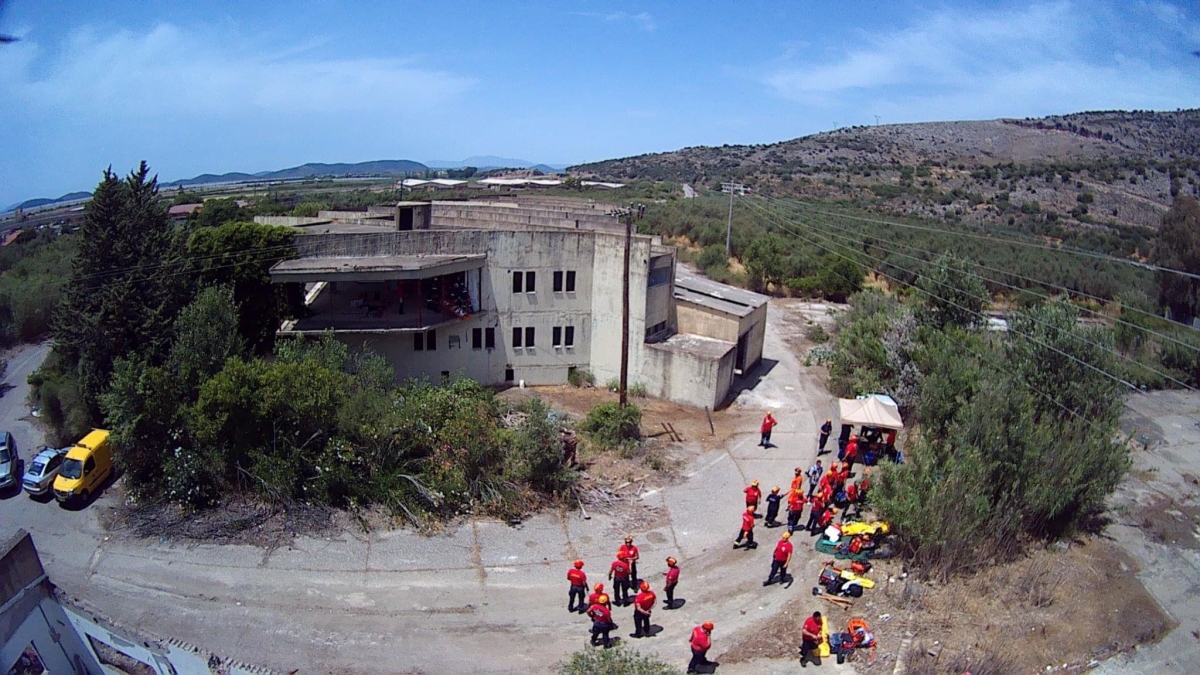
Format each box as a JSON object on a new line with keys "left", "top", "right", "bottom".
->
{"left": 60, "top": 458, "right": 83, "bottom": 480}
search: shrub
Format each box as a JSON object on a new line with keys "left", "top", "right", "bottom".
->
{"left": 805, "top": 324, "right": 829, "bottom": 343}
{"left": 568, "top": 368, "right": 595, "bottom": 388}
{"left": 630, "top": 382, "right": 648, "bottom": 398}
{"left": 559, "top": 644, "right": 682, "bottom": 675}
{"left": 581, "top": 401, "right": 642, "bottom": 448}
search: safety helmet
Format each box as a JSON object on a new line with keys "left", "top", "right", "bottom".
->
{"left": 746, "top": 505, "right": 756, "bottom": 512}
{"left": 666, "top": 557, "right": 677, "bottom": 566}
{"left": 598, "top": 594, "right": 609, "bottom": 604}
{"left": 574, "top": 560, "right": 584, "bottom": 569}
{"left": 625, "top": 536, "right": 634, "bottom": 543}
{"left": 781, "top": 531, "right": 791, "bottom": 540}
{"left": 702, "top": 621, "right": 714, "bottom": 631}
{"left": 595, "top": 583, "right": 605, "bottom": 591}
{"left": 771, "top": 486, "right": 780, "bottom": 494}
{"left": 640, "top": 580, "right": 650, "bottom": 591}
{"left": 851, "top": 434, "right": 858, "bottom": 440}
{"left": 751, "top": 480, "right": 759, "bottom": 487}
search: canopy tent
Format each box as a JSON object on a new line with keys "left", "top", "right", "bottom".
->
{"left": 838, "top": 397, "right": 904, "bottom": 430}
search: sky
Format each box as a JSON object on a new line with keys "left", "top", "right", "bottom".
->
{"left": 1, "top": 0, "right": 1199, "bottom": 206}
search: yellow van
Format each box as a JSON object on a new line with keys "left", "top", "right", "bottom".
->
{"left": 53, "top": 429, "right": 112, "bottom": 506}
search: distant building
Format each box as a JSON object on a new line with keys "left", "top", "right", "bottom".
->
{"left": 261, "top": 198, "right": 767, "bottom": 408}
{"left": 168, "top": 203, "right": 203, "bottom": 222}
{"left": 1, "top": 229, "right": 24, "bottom": 247}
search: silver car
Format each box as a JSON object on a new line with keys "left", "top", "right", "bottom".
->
{"left": 0, "top": 431, "right": 17, "bottom": 491}
{"left": 23, "top": 446, "right": 67, "bottom": 497}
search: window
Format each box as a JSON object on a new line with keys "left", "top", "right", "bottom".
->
{"left": 553, "top": 271, "right": 563, "bottom": 292}
{"left": 440, "top": 371, "right": 450, "bottom": 384}
{"left": 472, "top": 328, "right": 483, "bottom": 350}
{"left": 512, "top": 271, "right": 524, "bottom": 293}
{"left": 414, "top": 332, "right": 425, "bottom": 351}
{"left": 648, "top": 265, "right": 671, "bottom": 287}
{"left": 448, "top": 334, "right": 460, "bottom": 349}
{"left": 427, "top": 329, "right": 437, "bottom": 351}
{"left": 84, "top": 456, "right": 96, "bottom": 475}
{"left": 566, "top": 271, "right": 576, "bottom": 292}
{"left": 505, "top": 367, "right": 515, "bottom": 382}
{"left": 525, "top": 271, "right": 536, "bottom": 293}
{"left": 525, "top": 327, "right": 536, "bottom": 347}
{"left": 512, "top": 327, "right": 523, "bottom": 348}
{"left": 485, "top": 327, "right": 495, "bottom": 349}
{"left": 552, "top": 326, "right": 562, "bottom": 347}
{"left": 565, "top": 326, "right": 575, "bottom": 347}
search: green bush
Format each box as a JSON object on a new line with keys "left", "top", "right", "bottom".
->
{"left": 568, "top": 368, "right": 595, "bottom": 388}
{"left": 805, "top": 324, "right": 829, "bottom": 343}
{"left": 558, "top": 644, "right": 682, "bottom": 675}
{"left": 581, "top": 401, "right": 642, "bottom": 448}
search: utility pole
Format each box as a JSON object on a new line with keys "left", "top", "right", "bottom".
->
{"left": 721, "top": 183, "right": 746, "bottom": 257}
{"left": 619, "top": 204, "right": 633, "bottom": 407}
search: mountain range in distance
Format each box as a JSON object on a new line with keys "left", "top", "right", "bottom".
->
{"left": 6, "top": 157, "right": 567, "bottom": 213}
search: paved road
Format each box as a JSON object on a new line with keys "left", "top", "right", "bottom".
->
{"left": 0, "top": 309, "right": 840, "bottom": 674}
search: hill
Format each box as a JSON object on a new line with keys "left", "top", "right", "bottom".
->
{"left": 163, "top": 159, "right": 429, "bottom": 188}
{"left": 6, "top": 191, "right": 93, "bottom": 213}
{"left": 571, "top": 110, "right": 1200, "bottom": 232}
{"left": 425, "top": 156, "right": 566, "bottom": 172}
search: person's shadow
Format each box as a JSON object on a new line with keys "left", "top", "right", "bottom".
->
{"left": 783, "top": 574, "right": 794, "bottom": 589}
{"left": 694, "top": 660, "right": 720, "bottom": 673}
{"left": 646, "top": 625, "right": 665, "bottom": 637}
{"left": 666, "top": 598, "right": 687, "bottom": 610}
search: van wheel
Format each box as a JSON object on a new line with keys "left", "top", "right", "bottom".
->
{"left": 79, "top": 490, "right": 89, "bottom": 505}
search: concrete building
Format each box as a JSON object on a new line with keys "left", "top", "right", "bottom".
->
{"left": 263, "top": 199, "right": 767, "bottom": 409}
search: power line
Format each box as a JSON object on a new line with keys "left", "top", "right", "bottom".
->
{"left": 760, "top": 195, "right": 1200, "bottom": 357}
{"left": 784, "top": 200, "right": 1200, "bottom": 282}
{"left": 741, "top": 197, "right": 1146, "bottom": 394}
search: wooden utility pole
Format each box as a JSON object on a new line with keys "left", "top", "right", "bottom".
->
{"left": 721, "top": 183, "right": 746, "bottom": 256}
{"left": 619, "top": 205, "right": 633, "bottom": 407}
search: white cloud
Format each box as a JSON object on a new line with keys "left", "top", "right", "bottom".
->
{"left": 762, "top": 1, "right": 1200, "bottom": 116}
{"left": 572, "top": 11, "right": 656, "bottom": 32}
{"left": 0, "top": 23, "right": 475, "bottom": 118}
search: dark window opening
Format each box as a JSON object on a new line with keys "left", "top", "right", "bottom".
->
{"left": 414, "top": 332, "right": 424, "bottom": 351}
{"left": 505, "top": 367, "right": 515, "bottom": 382}
{"left": 565, "top": 326, "right": 575, "bottom": 347}
{"left": 566, "top": 270, "right": 576, "bottom": 292}
{"left": 512, "top": 271, "right": 524, "bottom": 293}
{"left": 485, "top": 327, "right": 496, "bottom": 349}
{"left": 552, "top": 326, "right": 562, "bottom": 347}
{"left": 553, "top": 271, "right": 564, "bottom": 292}
{"left": 472, "top": 328, "right": 483, "bottom": 350}
{"left": 427, "top": 329, "right": 437, "bottom": 351}
{"left": 399, "top": 208, "right": 414, "bottom": 231}
{"left": 525, "top": 326, "right": 536, "bottom": 347}
{"left": 526, "top": 271, "right": 536, "bottom": 292}
{"left": 648, "top": 265, "right": 671, "bottom": 287}
{"left": 512, "top": 327, "right": 523, "bottom": 348}
{"left": 440, "top": 371, "right": 450, "bottom": 384}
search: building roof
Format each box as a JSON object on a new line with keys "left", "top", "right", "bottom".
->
{"left": 673, "top": 266, "right": 769, "bottom": 319}
{"left": 581, "top": 181, "right": 626, "bottom": 189}
{"left": 168, "top": 203, "right": 203, "bottom": 217}
{"left": 649, "top": 333, "right": 736, "bottom": 361}
{"left": 1, "top": 230, "right": 24, "bottom": 247}
{"left": 270, "top": 254, "right": 486, "bottom": 282}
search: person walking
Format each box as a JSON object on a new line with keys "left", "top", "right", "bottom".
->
{"left": 734, "top": 505, "right": 757, "bottom": 549}
{"left": 744, "top": 480, "right": 762, "bottom": 515}
{"left": 763, "top": 531, "right": 794, "bottom": 586}
{"left": 806, "top": 460, "right": 823, "bottom": 498}
{"left": 764, "top": 486, "right": 783, "bottom": 527}
{"left": 618, "top": 536, "right": 641, "bottom": 586}
{"left": 567, "top": 560, "right": 588, "bottom": 613}
{"left": 786, "top": 489, "right": 806, "bottom": 534}
{"left": 687, "top": 622, "right": 714, "bottom": 674}
{"left": 759, "top": 412, "right": 778, "bottom": 447}
{"left": 631, "top": 581, "right": 656, "bottom": 638}
{"left": 588, "top": 595, "right": 615, "bottom": 648}
{"left": 818, "top": 418, "right": 832, "bottom": 454}
{"left": 843, "top": 434, "right": 860, "bottom": 474}
{"left": 663, "top": 557, "right": 680, "bottom": 609}
{"left": 800, "top": 611, "right": 824, "bottom": 666}
{"left": 609, "top": 556, "right": 632, "bottom": 606}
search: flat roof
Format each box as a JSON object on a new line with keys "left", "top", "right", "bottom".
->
{"left": 294, "top": 222, "right": 394, "bottom": 235}
{"left": 674, "top": 266, "right": 769, "bottom": 318}
{"left": 649, "top": 333, "right": 736, "bottom": 361}
{"left": 270, "top": 254, "right": 486, "bottom": 282}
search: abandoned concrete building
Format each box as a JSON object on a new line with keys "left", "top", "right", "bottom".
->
{"left": 260, "top": 198, "right": 768, "bottom": 409}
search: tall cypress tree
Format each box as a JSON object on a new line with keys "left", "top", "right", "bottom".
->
{"left": 54, "top": 162, "right": 187, "bottom": 409}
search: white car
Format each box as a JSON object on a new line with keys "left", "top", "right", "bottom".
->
{"left": 22, "top": 446, "right": 67, "bottom": 498}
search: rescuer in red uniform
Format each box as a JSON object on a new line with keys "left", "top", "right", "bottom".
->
{"left": 763, "top": 531, "right": 793, "bottom": 586}
{"left": 687, "top": 622, "right": 714, "bottom": 673}
{"left": 631, "top": 580, "right": 657, "bottom": 638}
{"left": 735, "top": 505, "right": 757, "bottom": 549}
{"left": 618, "top": 535, "right": 641, "bottom": 586}
{"left": 608, "top": 556, "right": 632, "bottom": 605}
{"left": 663, "top": 557, "right": 680, "bottom": 609}
{"left": 567, "top": 559, "right": 588, "bottom": 613}
{"left": 588, "top": 595, "right": 615, "bottom": 647}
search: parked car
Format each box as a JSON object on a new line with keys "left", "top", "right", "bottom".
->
{"left": 54, "top": 429, "right": 112, "bottom": 506}
{"left": 23, "top": 446, "right": 67, "bottom": 497}
{"left": 0, "top": 431, "right": 18, "bottom": 491}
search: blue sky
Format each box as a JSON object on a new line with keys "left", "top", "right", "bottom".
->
{"left": 2, "top": 0, "right": 1199, "bottom": 206}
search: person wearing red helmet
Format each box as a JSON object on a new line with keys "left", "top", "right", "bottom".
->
{"left": 587, "top": 595, "right": 615, "bottom": 647}
{"left": 630, "top": 580, "right": 657, "bottom": 638}
{"left": 734, "top": 505, "right": 757, "bottom": 549}
{"left": 608, "top": 556, "right": 632, "bottom": 606}
{"left": 567, "top": 560, "right": 588, "bottom": 613}
{"left": 687, "top": 622, "right": 714, "bottom": 673}
{"left": 663, "top": 557, "right": 680, "bottom": 609}
{"left": 588, "top": 582, "right": 608, "bottom": 608}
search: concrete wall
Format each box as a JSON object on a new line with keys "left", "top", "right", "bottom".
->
{"left": 676, "top": 303, "right": 740, "bottom": 342}
{"left": 254, "top": 216, "right": 331, "bottom": 227}
{"left": 642, "top": 343, "right": 737, "bottom": 409}
{"left": 589, "top": 232, "right": 649, "bottom": 385}
{"left": 740, "top": 303, "right": 768, "bottom": 371}
{"left": 431, "top": 204, "right": 623, "bottom": 234}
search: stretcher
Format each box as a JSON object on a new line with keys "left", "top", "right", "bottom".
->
{"left": 840, "top": 520, "right": 890, "bottom": 536}
{"left": 818, "top": 616, "right": 831, "bottom": 658}
{"left": 815, "top": 539, "right": 873, "bottom": 562}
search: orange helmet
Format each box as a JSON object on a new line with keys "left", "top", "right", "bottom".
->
{"left": 781, "top": 531, "right": 792, "bottom": 540}
{"left": 573, "top": 560, "right": 584, "bottom": 569}
{"left": 771, "top": 486, "right": 780, "bottom": 494}
{"left": 594, "top": 583, "right": 605, "bottom": 592}
{"left": 666, "top": 557, "right": 677, "bottom": 566}
{"left": 702, "top": 621, "right": 714, "bottom": 631}
{"left": 598, "top": 594, "right": 609, "bottom": 605}
{"left": 640, "top": 580, "right": 650, "bottom": 591}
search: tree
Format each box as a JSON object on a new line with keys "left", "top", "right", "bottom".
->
{"left": 54, "top": 162, "right": 188, "bottom": 408}
{"left": 1152, "top": 196, "right": 1200, "bottom": 324}
{"left": 917, "top": 253, "right": 988, "bottom": 330}
{"left": 186, "top": 221, "right": 300, "bottom": 353}
{"left": 814, "top": 255, "right": 863, "bottom": 301}
{"left": 168, "top": 286, "right": 246, "bottom": 396}
{"left": 187, "top": 198, "right": 247, "bottom": 229}
{"left": 743, "top": 234, "right": 788, "bottom": 291}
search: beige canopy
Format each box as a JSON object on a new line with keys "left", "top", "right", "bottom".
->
{"left": 838, "top": 397, "right": 904, "bottom": 430}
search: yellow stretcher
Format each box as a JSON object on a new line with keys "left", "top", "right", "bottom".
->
{"left": 818, "top": 616, "right": 831, "bottom": 658}
{"left": 840, "top": 521, "right": 890, "bottom": 536}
